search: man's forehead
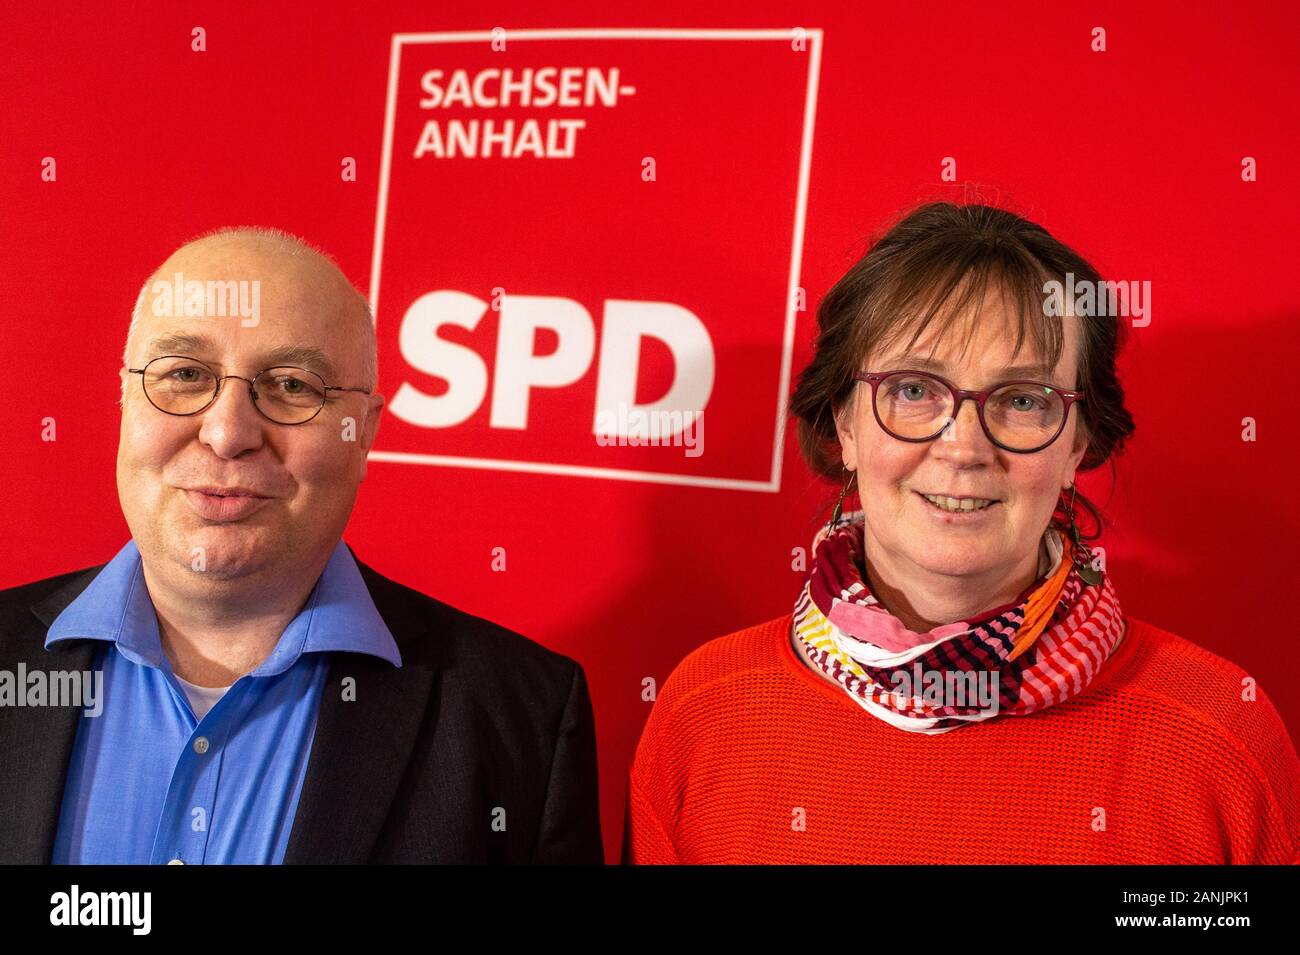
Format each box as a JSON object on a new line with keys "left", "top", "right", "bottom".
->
{"left": 139, "top": 328, "right": 340, "bottom": 380}
{"left": 141, "top": 276, "right": 337, "bottom": 314}
{"left": 142, "top": 244, "right": 364, "bottom": 326}
{"left": 149, "top": 237, "right": 351, "bottom": 304}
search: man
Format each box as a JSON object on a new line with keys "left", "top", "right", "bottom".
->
{"left": 0, "top": 227, "right": 602, "bottom": 863}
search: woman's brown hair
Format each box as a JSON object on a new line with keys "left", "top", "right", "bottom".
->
{"left": 790, "top": 202, "right": 1136, "bottom": 540}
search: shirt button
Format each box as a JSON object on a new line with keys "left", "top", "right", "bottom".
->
{"left": 167, "top": 858, "right": 185, "bottom": 865}
{"left": 193, "top": 736, "right": 210, "bottom": 755}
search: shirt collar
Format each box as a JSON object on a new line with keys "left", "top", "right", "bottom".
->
{"left": 45, "top": 539, "right": 402, "bottom": 674}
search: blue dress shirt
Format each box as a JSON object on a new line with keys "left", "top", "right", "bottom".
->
{"left": 46, "top": 539, "right": 401, "bottom": 864}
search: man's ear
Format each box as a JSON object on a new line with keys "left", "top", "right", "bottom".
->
{"left": 357, "top": 393, "right": 385, "bottom": 481}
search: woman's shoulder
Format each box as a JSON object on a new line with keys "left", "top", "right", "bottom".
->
{"left": 1110, "top": 616, "right": 1298, "bottom": 777}
{"left": 653, "top": 613, "right": 795, "bottom": 709}
{"left": 1120, "top": 617, "right": 1278, "bottom": 707}
{"left": 632, "top": 615, "right": 797, "bottom": 760}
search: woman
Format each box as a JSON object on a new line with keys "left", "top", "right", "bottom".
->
{"left": 625, "top": 202, "right": 1299, "bottom": 863}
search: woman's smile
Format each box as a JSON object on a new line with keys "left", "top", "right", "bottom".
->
{"left": 914, "top": 490, "right": 1002, "bottom": 523}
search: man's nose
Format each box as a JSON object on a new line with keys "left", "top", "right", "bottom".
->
{"left": 197, "top": 376, "right": 266, "bottom": 458}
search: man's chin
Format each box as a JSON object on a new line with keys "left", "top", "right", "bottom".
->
{"left": 160, "top": 529, "right": 270, "bottom": 580}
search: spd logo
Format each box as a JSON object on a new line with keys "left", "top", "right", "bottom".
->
{"left": 369, "top": 29, "right": 821, "bottom": 491}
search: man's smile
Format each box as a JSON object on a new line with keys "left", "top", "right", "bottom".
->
{"left": 183, "top": 488, "right": 271, "bottom": 522}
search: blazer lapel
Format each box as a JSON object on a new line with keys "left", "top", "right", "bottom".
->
{"left": 0, "top": 569, "right": 101, "bottom": 863}
{"left": 283, "top": 559, "right": 441, "bottom": 863}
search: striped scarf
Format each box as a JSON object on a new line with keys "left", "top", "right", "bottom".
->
{"left": 792, "top": 511, "right": 1124, "bottom": 734}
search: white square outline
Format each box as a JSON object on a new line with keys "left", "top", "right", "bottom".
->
{"left": 367, "top": 28, "right": 823, "bottom": 493}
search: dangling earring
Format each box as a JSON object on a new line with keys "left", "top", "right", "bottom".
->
{"left": 829, "top": 467, "right": 857, "bottom": 530}
{"left": 1062, "top": 483, "right": 1103, "bottom": 585}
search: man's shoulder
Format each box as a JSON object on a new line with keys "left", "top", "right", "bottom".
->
{"left": 0, "top": 564, "right": 103, "bottom": 635}
{"left": 0, "top": 564, "right": 103, "bottom": 603}
{"left": 352, "top": 556, "right": 584, "bottom": 692}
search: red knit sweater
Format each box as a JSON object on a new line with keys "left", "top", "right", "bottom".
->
{"left": 625, "top": 614, "right": 1300, "bottom": 864}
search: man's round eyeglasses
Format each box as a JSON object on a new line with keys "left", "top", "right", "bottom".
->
{"left": 128, "top": 355, "right": 372, "bottom": 425}
{"left": 854, "top": 370, "right": 1085, "bottom": 454}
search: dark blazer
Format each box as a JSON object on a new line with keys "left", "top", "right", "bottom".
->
{"left": 0, "top": 551, "right": 603, "bottom": 863}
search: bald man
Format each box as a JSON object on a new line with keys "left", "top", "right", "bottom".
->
{"left": 0, "top": 227, "right": 603, "bottom": 863}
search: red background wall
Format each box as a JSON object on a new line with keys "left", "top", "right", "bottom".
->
{"left": 2, "top": 2, "right": 1297, "bottom": 862}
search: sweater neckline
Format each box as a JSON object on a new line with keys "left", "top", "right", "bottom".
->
{"left": 778, "top": 607, "right": 1141, "bottom": 717}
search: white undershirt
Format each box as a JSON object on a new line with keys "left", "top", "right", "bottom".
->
{"left": 172, "top": 672, "right": 233, "bottom": 720}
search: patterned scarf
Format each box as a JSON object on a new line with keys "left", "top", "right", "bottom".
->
{"left": 792, "top": 511, "right": 1124, "bottom": 734}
